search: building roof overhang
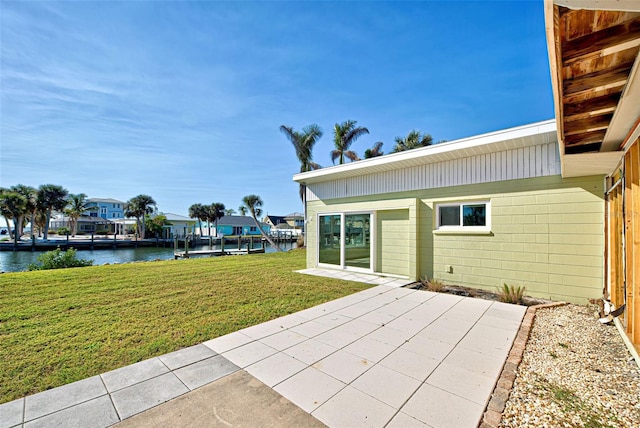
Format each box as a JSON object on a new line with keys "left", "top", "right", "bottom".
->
{"left": 294, "top": 120, "right": 557, "bottom": 185}
{"left": 545, "top": 0, "right": 640, "bottom": 177}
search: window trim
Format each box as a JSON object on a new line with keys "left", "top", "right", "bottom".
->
{"left": 434, "top": 200, "right": 491, "bottom": 234}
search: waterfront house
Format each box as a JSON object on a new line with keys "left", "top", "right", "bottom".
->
{"left": 158, "top": 213, "right": 197, "bottom": 239}
{"left": 86, "top": 198, "right": 125, "bottom": 220}
{"left": 294, "top": 120, "right": 606, "bottom": 303}
{"left": 284, "top": 212, "right": 304, "bottom": 230}
{"left": 263, "top": 215, "right": 287, "bottom": 228}
{"left": 294, "top": 0, "right": 640, "bottom": 350}
{"left": 50, "top": 214, "right": 112, "bottom": 234}
{"left": 202, "top": 215, "right": 270, "bottom": 237}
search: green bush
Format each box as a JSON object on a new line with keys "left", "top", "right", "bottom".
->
{"left": 57, "top": 227, "right": 70, "bottom": 235}
{"left": 28, "top": 247, "right": 94, "bottom": 271}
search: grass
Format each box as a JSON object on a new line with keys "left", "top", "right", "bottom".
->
{"left": 0, "top": 249, "right": 370, "bottom": 403}
{"left": 536, "top": 377, "right": 619, "bottom": 428}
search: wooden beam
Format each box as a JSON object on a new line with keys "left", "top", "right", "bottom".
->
{"left": 563, "top": 92, "right": 621, "bottom": 117}
{"left": 565, "top": 129, "right": 606, "bottom": 146}
{"left": 564, "top": 114, "right": 612, "bottom": 136}
{"left": 563, "top": 61, "right": 634, "bottom": 97}
{"left": 563, "top": 17, "right": 640, "bottom": 64}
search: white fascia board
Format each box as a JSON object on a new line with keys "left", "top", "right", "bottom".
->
{"left": 602, "top": 54, "right": 640, "bottom": 151}
{"left": 293, "top": 119, "right": 557, "bottom": 185}
{"left": 554, "top": 0, "right": 640, "bottom": 12}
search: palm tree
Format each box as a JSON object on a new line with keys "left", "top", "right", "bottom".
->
{"left": 280, "top": 124, "right": 323, "bottom": 200}
{"left": 331, "top": 120, "right": 369, "bottom": 165}
{"left": 0, "top": 187, "right": 14, "bottom": 240}
{"left": 392, "top": 130, "right": 433, "bottom": 153}
{"left": 241, "top": 195, "right": 282, "bottom": 251}
{"left": 124, "top": 195, "right": 156, "bottom": 239}
{"left": 238, "top": 205, "right": 247, "bottom": 216}
{"left": 12, "top": 185, "right": 38, "bottom": 239}
{"left": 364, "top": 141, "right": 384, "bottom": 159}
{"left": 225, "top": 208, "right": 236, "bottom": 216}
{"left": 189, "top": 203, "right": 206, "bottom": 237}
{"left": 37, "top": 184, "right": 69, "bottom": 240}
{"left": 65, "top": 193, "right": 94, "bottom": 236}
{"left": 281, "top": 124, "right": 324, "bottom": 247}
{"left": 0, "top": 189, "right": 28, "bottom": 248}
{"left": 211, "top": 202, "right": 225, "bottom": 236}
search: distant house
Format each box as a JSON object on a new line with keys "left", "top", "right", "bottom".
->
{"left": 202, "top": 215, "right": 270, "bottom": 237}
{"left": 86, "top": 198, "right": 125, "bottom": 220}
{"left": 263, "top": 215, "right": 287, "bottom": 228}
{"left": 50, "top": 215, "right": 112, "bottom": 234}
{"left": 284, "top": 212, "right": 304, "bottom": 229}
{"left": 158, "top": 213, "right": 197, "bottom": 239}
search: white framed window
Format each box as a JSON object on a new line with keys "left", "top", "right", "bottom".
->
{"left": 435, "top": 201, "right": 491, "bottom": 232}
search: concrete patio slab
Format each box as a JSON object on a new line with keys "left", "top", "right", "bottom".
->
{"left": 0, "top": 397, "right": 23, "bottom": 428}
{"left": 158, "top": 344, "right": 216, "bottom": 370}
{"left": 202, "top": 331, "right": 253, "bottom": 353}
{"left": 244, "top": 352, "right": 307, "bottom": 387}
{"left": 427, "top": 363, "right": 497, "bottom": 406}
{"left": 221, "top": 341, "right": 278, "bottom": 368}
{"left": 351, "top": 363, "right": 421, "bottom": 409}
{"left": 273, "top": 366, "right": 346, "bottom": 413}
{"left": 110, "top": 372, "right": 189, "bottom": 420}
{"left": 386, "top": 411, "right": 430, "bottom": 428}
{"left": 114, "top": 370, "right": 325, "bottom": 428}
{"left": 402, "top": 383, "right": 485, "bottom": 428}
{"left": 24, "top": 395, "right": 118, "bottom": 428}
{"left": 6, "top": 281, "right": 527, "bottom": 428}
{"left": 312, "top": 349, "right": 373, "bottom": 383}
{"left": 379, "top": 347, "right": 440, "bottom": 381}
{"left": 173, "top": 355, "right": 239, "bottom": 390}
{"left": 312, "top": 385, "right": 396, "bottom": 428}
{"left": 282, "top": 338, "right": 338, "bottom": 364}
{"left": 101, "top": 358, "right": 169, "bottom": 393}
{"left": 24, "top": 375, "right": 106, "bottom": 422}
{"left": 343, "top": 336, "right": 396, "bottom": 362}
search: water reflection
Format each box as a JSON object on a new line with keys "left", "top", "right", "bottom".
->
{"left": 0, "top": 241, "right": 296, "bottom": 273}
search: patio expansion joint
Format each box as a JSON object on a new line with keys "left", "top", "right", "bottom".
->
{"left": 478, "top": 302, "right": 568, "bottom": 428}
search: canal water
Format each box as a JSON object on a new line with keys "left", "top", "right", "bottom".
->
{"left": 0, "top": 241, "right": 297, "bottom": 273}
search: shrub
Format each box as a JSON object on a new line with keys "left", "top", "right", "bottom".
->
{"left": 419, "top": 276, "right": 444, "bottom": 292}
{"left": 28, "top": 247, "right": 94, "bottom": 271}
{"left": 57, "top": 227, "right": 70, "bottom": 235}
{"left": 498, "top": 283, "right": 526, "bottom": 304}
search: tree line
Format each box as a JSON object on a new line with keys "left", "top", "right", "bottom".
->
{"left": 0, "top": 184, "right": 158, "bottom": 245}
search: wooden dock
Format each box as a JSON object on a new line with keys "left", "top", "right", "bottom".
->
{"left": 174, "top": 248, "right": 265, "bottom": 259}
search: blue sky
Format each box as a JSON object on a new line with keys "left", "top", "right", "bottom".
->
{"left": 0, "top": 0, "right": 552, "bottom": 219}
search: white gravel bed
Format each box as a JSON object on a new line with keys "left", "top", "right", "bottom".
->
{"left": 500, "top": 304, "right": 640, "bottom": 428}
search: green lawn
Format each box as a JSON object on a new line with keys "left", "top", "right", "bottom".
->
{"left": 0, "top": 249, "right": 370, "bottom": 403}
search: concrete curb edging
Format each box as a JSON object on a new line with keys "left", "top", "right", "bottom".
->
{"left": 478, "top": 302, "right": 568, "bottom": 428}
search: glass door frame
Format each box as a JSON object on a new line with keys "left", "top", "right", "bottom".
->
{"left": 316, "top": 211, "right": 375, "bottom": 273}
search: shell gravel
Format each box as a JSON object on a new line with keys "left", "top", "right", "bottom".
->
{"left": 500, "top": 304, "right": 640, "bottom": 428}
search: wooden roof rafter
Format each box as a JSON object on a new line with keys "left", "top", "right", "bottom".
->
{"left": 546, "top": 0, "right": 640, "bottom": 162}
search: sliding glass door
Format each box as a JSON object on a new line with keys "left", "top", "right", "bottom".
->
{"left": 318, "top": 212, "right": 372, "bottom": 271}
{"left": 319, "top": 214, "right": 341, "bottom": 265}
{"left": 345, "top": 214, "right": 370, "bottom": 269}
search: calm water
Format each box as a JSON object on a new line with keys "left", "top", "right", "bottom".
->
{"left": 0, "top": 241, "right": 297, "bottom": 272}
